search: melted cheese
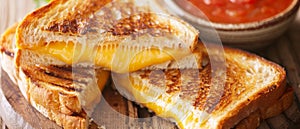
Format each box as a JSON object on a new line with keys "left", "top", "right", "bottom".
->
{"left": 96, "top": 70, "right": 110, "bottom": 91}
{"left": 129, "top": 87, "right": 209, "bottom": 129}
{"left": 33, "top": 42, "right": 190, "bottom": 73}
{"left": 115, "top": 74, "right": 209, "bottom": 129}
{"left": 127, "top": 86, "right": 197, "bottom": 129}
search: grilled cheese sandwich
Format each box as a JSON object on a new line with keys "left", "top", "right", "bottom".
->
{"left": 2, "top": 0, "right": 292, "bottom": 128}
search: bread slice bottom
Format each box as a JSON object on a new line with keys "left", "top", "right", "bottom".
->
{"left": 235, "top": 87, "right": 293, "bottom": 129}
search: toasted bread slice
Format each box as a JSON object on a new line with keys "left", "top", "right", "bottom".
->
{"left": 0, "top": 23, "right": 18, "bottom": 84}
{"left": 16, "top": 0, "right": 199, "bottom": 73}
{"left": 113, "top": 43, "right": 287, "bottom": 129}
{"left": 235, "top": 87, "right": 294, "bottom": 129}
{"left": 1, "top": 24, "right": 110, "bottom": 129}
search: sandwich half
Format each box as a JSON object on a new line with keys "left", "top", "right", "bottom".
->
{"left": 1, "top": 24, "right": 110, "bottom": 129}
{"left": 15, "top": 0, "right": 199, "bottom": 73}
{"left": 113, "top": 43, "right": 288, "bottom": 129}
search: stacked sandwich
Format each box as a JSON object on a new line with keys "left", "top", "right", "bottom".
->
{"left": 0, "top": 0, "right": 293, "bottom": 129}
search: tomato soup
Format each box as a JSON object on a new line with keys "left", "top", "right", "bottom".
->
{"left": 179, "top": 0, "right": 293, "bottom": 23}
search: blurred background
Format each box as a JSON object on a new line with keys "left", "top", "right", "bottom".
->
{"left": 0, "top": 0, "right": 35, "bottom": 34}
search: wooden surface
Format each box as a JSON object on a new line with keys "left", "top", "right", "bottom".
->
{"left": 1, "top": 1, "right": 300, "bottom": 129}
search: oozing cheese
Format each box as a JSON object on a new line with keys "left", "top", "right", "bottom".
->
{"left": 32, "top": 42, "right": 190, "bottom": 73}
{"left": 114, "top": 74, "right": 209, "bottom": 129}
{"left": 122, "top": 83, "right": 210, "bottom": 129}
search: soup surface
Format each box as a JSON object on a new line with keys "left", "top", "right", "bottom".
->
{"left": 180, "top": 0, "right": 293, "bottom": 23}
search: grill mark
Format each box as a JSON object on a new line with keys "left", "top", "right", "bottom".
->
{"left": 179, "top": 67, "right": 208, "bottom": 101}
{"left": 48, "top": 81, "right": 78, "bottom": 92}
{"left": 191, "top": 59, "right": 249, "bottom": 113}
{"left": 23, "top": 69, "right": 77, "bottom": 92}
{"left": 40, "top": 70, "right": 88, "bottom": 89}
{"left": 108, "top": 13, "right": 175, "bottom": 38}
{"left": 44, "top": 0, "right": 112, "bottom": 34}
{"left": 22, "top": 66, "right": 87, "bottom": 92}
{"left": 36, "top": 65, "right": 92, "bottom": 85}
{"left": 51, "top": 65, "right": 95, "bottom": 78}
{"left": 0, "top": 48, "right": 14, "bottom": 57}
{"left": 165, "top": 69, "right": 181, "bottom": 94}
{"left": 44, "top": 0, "right": 178, "bottom": 38}
{"left": 192, "top": 64, "right": 211, "bottom": 111}
{"left": 43, "top": 69, "right": 88, "bottom": 86}
{"left": 148, "top": 70, "right": 166, "bottom": 88}
{"left": 4, "top": 50, "right": 14, "bottom": 57}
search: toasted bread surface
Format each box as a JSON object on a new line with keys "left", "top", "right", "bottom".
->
{"left": 113, "top": 43, "right": 286, "bottom": 129}
{"left": 16, "top": 0, "right": 199, "bottom": 73}
{"left": 0, "top": 23, "right": 17, "bottom": 54}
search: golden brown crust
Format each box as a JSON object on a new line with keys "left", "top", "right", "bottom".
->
{"left": 17, "top": 0, "right": 111, "bottom": 47}
{"left": 260, "top": 87, "right": 294, "bottom": 119}
{"left": 211, "top": 44, "right": 287, "bottom": 129}
{"left": 235, "top": 87, "right": 294, "bottom": 129}
{"left": 235, "top": 110, "right": 261, "bottom": 129}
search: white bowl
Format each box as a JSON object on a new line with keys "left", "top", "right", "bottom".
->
{"left": 162, "top": 0, "right": 300, "bottom": 49}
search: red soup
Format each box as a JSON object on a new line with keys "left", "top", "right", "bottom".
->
{"left": 180, "top": 0, "right": 293, "bottom": 23}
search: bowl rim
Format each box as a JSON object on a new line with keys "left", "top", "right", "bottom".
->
{"left": 163, "top": 0, "right": 300, "bottom": 31}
